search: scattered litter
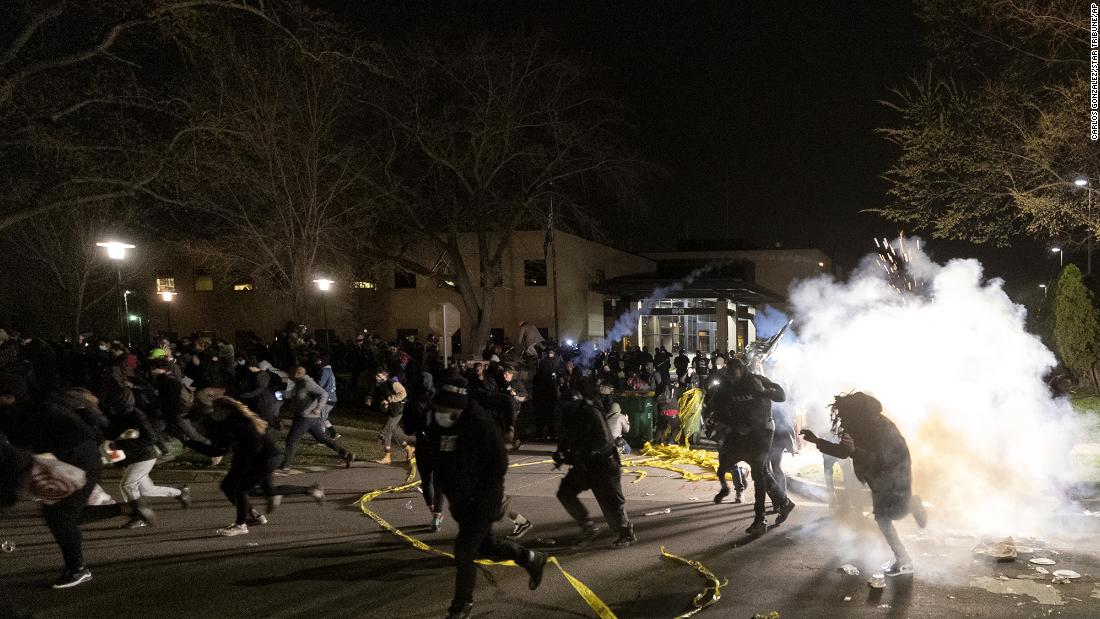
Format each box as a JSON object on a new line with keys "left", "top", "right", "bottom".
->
{"left": 687, "top": 497, "right": 698, "bottom": 501}
{"left": 643, "top": 492, "right": 655, "bottom": 497}
{"left": 644, "top": 508, "right": 672, "bottom": 516}
{"left": 1035, "top": 567, "right": 1051, "bottom": 575}
{"left": 1, "top": 541, "right": 14, "bottom": 553}
{"left": 404, "top": 500, "right": 413, "bottom": 510}
{"left": 996, "top": 574, "right": 1010, "bottom": 581}
{"left": 751, "top": 612, "right": 779, "bottom": 619}
{"left": 1053, "top": 576, "right": 1072, "bottom": 585}
{"left": 877, "top": 604, "right": 891, "bottom": 609}
{"left": 246, "top": 542, "right": 259, "bottom": 547}
{"left": 1052, "top": 570, "right": 1081, "bottom": 580}
{"left": 843, "top": 596, "right": 852, "bottom": 602}
{"left": 948, "top": 596, "right": 955, "bottom": 600}
{"left": 1030, "top": 558, "right": 1056, "bottom": 566}
{"left": 868, "top": 573, "right": 885, "bottom": 589}
{"left": 534, "top": 538, "right": 556, "bottom": 545}
{"left": 973, "top": 536, "right": 1017, "bottom": 561}
{"left": 838, "top": 564, "right": 861, "bottom": 576}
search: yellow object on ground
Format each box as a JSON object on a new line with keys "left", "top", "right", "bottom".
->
{"left": 660, "top": 546, "right": 727, "bottom": 618}
{"left": 676, "top": 388, "right": 705, "bottom": 446}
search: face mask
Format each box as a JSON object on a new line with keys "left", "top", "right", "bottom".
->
{"left": 98, "top": 344, "right": 108, "bottom": 351}
{"left": 434, "top": 411, "right": 457, "bottom": 428}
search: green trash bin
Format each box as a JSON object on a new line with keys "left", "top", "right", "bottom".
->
{"left": 616, "top": 391, "right": 655, "bottom": 449}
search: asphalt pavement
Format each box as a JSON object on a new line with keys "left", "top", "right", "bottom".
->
{"left": 4, "top": 442, "right": 1100, "bottom": 618}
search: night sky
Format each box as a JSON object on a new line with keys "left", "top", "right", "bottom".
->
{"left": 335, "top": 1, "right": 1057, "bottom": 292}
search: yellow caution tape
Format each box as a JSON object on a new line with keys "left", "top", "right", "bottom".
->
{"left": 358, "top": 478, "right": 617, "bottom": 618}
{"left": 621, "top": 469, "right": 648, "bottom": 484}
{"left": 660, "top": 546, "right": 727, "bottom": 618}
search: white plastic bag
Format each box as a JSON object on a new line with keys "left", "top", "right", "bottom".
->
{"left": 30, "top": 453, "right": 87, "bottom": 505}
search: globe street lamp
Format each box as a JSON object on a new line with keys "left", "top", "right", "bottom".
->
{"left": 1051, "top": 246, "right": 1063, "bottom": 267}
{"left": 96, "top": 241, "right": 135, "bottom": 345}
{"left": 313, "top": 278, "right": 335, "bottom": 352}
{"left": 160, "top": 291, "right": 177, "bottom": 334}
{"left": 1075, "top": 176, "right": 1094, "bottom": 275}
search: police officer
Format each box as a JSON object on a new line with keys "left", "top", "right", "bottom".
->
{"left": 707, "top": 358, "right": 795, "bottom": 536}
{"left": 553, "top": 377, "right": 636, "bottom": 549}
{"left": 428, "top": 376, "right": 547, "bottom": 619}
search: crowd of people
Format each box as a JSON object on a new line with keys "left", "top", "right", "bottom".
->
{"left": 0, "top": 323, "right": 926, "bottom": 619}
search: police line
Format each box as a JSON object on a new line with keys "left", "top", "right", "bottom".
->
{"left": 356, "top": 442, "right": 727, "bottom": 618}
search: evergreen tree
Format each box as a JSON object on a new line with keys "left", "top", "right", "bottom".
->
{"left": 1052, "top": 265, "right": 1100, "bottom": 389}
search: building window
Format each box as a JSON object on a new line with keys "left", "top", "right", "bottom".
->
{"left": 394, "top": 271, "right": 416, "bottom": 289}
{"left": 232, "top": 281, "right": 254, "bottom": 291}
{"left": 437, "top": 279, "right": 456, "bottom": 288}
{"left": 352, "top": 281, "right": 376, "bottom": 289}
{"left": 524, "top": 260, "right": 547, "bottom": 286}
{"left": 155, "top": 276, "right": 176, "bottom": 293}
{"left": 193, "top": 269, "right": 213, "bottom": 292}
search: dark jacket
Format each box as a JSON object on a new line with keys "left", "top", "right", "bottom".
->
{"left": 0, "top": 432, "right": 33, "bottom": 507}
{"left": 0, "top": 401, "right": 98, "bottom": 463}
{"left": 110, "top": 406, "right": 163, "bottom": 463}
{"left": 816, "top": 415, "right": 912, "bottom": 519}
{"left": 237, "top": 370, "right": 275, "bottom": 419}
{"left": 557, "top": 398, "right": 616, "bottom": 463}
{"left": 430, "top": 401, "right": 508, "bottom": 520}
{"left": 189, "top": 414, "right": 277, "bottom": 468}
{"left": 709, "top": 373, "right": 785, "bottom": 435}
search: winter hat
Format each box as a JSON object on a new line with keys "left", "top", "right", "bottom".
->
{"left": 489, "top": 354, "right": 501, "bottom": 363}
{"left": 609, "top": 402, "right": 622, "bottom": 415}
{"left": 434, "top": 376, "right": 469, "bottom": 410}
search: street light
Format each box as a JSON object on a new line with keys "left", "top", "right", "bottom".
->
{"left": 1075, "top": 176, "right": 1093, "bottom": 275}
{"left": 1051, "top": 246, "right": 1063, "bottom": 267}
{"left": 313, "top": 278, "right": 335, "bottom": 352}
{"left": 97, "top": 241, "right": 135, "bottom": 346}
{"left": 160, "top": 291, "right": 177, "bottom": 334}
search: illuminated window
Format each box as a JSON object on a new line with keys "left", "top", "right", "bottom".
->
{"left": 155, "top": 277, "right": 176, "bottom": 293}
{"left": 232, "top": 282, "right": 254, "bottom": 291}
{"left": 193, "top": 269, "right": 213, "bottom": 292}
{"left": 352, "top": 281, "right": 376, "bottom": 289}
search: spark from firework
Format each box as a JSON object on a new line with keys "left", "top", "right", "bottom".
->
{"left": 874, "top": 233, "right": 922, "bottom": 296}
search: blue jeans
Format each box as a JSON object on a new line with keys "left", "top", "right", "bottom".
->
{"left": 280, "top": 417, "right": 346, "bottom": 468}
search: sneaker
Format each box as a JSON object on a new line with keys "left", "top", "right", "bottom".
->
{"left": 119, "top": 518, "right": 147, "bottom": 529}
{"left": 374, "top": 452, "right": 392, "bottom": 465}
{"left": 883, "top": 562, "right": 914, "bottom": 577}
{"left": 52, "top": 568, "right": 92, "bottom": 589}
{"left": 274, "top": 467, "right": 291, "bottom": 476}
{"left": 746, "top": 518, "right": 767, "bottom": 537}
{"left": 308, "top": 484, "right": 326, "bottom": 506}
{"left": 246, "top": 512, "right": 268, "bottom": 526}
{"left": 775, "top": 499, "right": 795, "bottom": 525}
{"left": 574, "top": 523, "right": 602, "bottom": 547}
{"left": 611, "top": 531, "right": 637, "bottom": 549}
{"left": 445, "top": 602, "right": 473, "bottom": 619}
{"left": 430, "top": 513, "right": 444, "bottom": 533}
{"left": 508, "top": 519, "right": 533, "bottom": 540}
{"left": 733, "top": 490, "right": 743, "bottom": 504}
{"left": 525, "top": 550, "right": 548, "bottom": 590}
{"left": 343, "top": 452, "right": 355, "bottom": 469}
{"left": 713, "top": 487, "right": 730, "bottom": 504}
{"left": 178, "top": 486, "right": 192, "bottom": 509}
{"left": 217, "top": 523, "right": 249, "bottom": 536}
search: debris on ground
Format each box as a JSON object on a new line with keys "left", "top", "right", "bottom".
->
{"left": 973, "top": 536, "right": 1017, "bottom": 561}
{"left": 644, "top": 508, "right": 672, "bottom": 516}
{"left": 843, "top": 596, "right": 852, "bottom": 602}
{"left": 868, "top": 573, "right": 885, "bottom": 589}
{"left": 838, "top": 564, "right": 860, "bottom": 576}
{"left": 1030, "top": 558, "right": 1056, "bottom": 566}
{"left": 970, "top": 576, "right": 1065, "bottom": 606}
{"left": 1052, "top": 570, "right": 1081, "bottom": 580}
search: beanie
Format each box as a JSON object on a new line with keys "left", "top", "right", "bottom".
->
{"left": 434, "top": 376, "right": 469, "bottom": 410}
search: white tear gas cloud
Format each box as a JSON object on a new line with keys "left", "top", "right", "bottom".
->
{"left": 764, "top": 239, "right": 1083, "bottom": 535}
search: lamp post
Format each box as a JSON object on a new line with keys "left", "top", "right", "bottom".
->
{"left": 1051, "top": 246, "right": 1063, "bottom": 268}
{"left": 313, "top": 278, "right": 334, "bottom": 352}
{"left": 1075, "top": 176, "right": 1093, "bottom": 275}
{"left": 160, "top": 291, "right": 177, "bottom": 334}
{"left": 1039, "top": 283, "right": 1047, "bottom": 299}
{"left": 96, "top": 241, "right": 135, "bottom": 345}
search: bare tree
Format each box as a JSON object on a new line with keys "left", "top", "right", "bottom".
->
{"left": 364, "top": 34, "right": 647, "bottom": 347}
{"left": 3, "top": 204, "right": 140, "bottom": 339}
{"left": 166, "top": 26, "right": 375, "bottom": 318}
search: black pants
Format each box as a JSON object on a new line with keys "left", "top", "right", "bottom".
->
{"left": 280, "top": 417, "right": 346, "bottom": 468}
{"left": 556, "top": 453, "right": 632, "bottom": 536}
{"left": 534, "top": 398, "right": 556, "bottom": 438}
{"left": 42, "top": 441, "right": 102, "bottom": 572}
{"left": 718, "top": 431, "right": 787, "bottom": 518}
{"left": 222, "top": 456, "right": 275, "bottom": 524}
{"left": 415, "top": 434, "right": 445, "bottom": 513}
{"left": 451, "top": 508, "right": 530, "bottom": 608}
{"left": 656, "top": 414, "right": 680, "bottom": 444}
{"left": 163, "top": 416, "right": 208, "bottom": 444}
{"left": 768, "top": 444, "right": 787, "bottom": 497}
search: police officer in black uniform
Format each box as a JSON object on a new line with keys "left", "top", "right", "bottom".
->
{"left": 707, "top": 358, "right": 795, "bottom": 536}
{"left": 553, "top": 377, "right": 636, "bottom": 549}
